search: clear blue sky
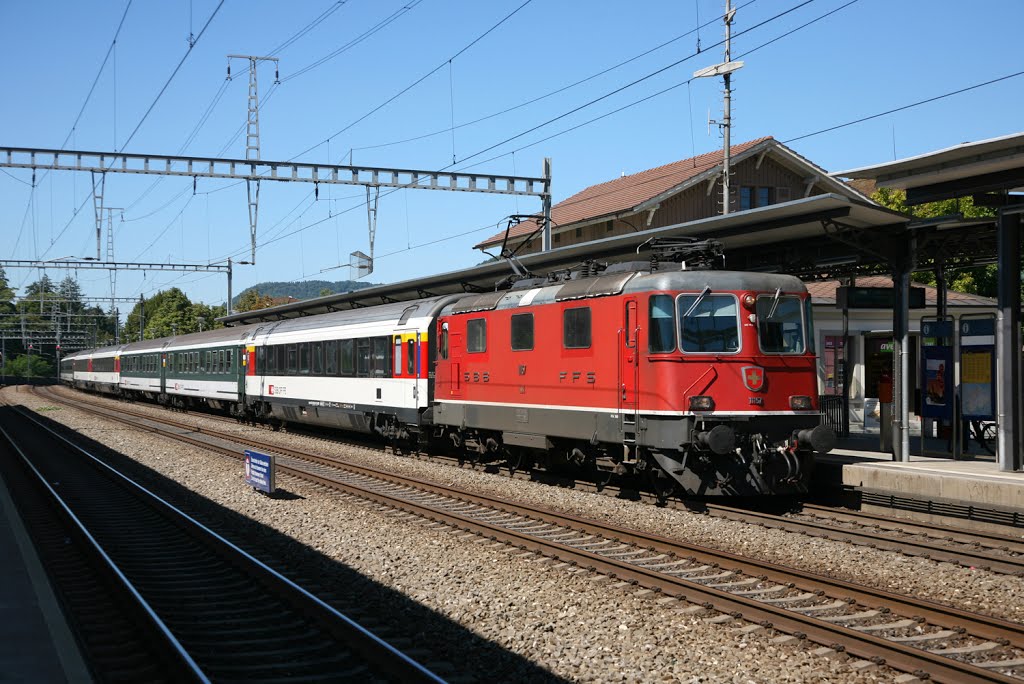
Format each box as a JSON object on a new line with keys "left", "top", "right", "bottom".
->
{"left": 2, "top": 0, "right": 1022, "bottom": 308}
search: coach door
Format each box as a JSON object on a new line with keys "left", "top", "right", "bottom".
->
{"left": 619, "top": 299, "right": 640, "bottom": 439}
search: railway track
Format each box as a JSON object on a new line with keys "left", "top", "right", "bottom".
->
{"left": 0, "top": 401, "right": 444, "bottom": 683}
{"left": 30, "top": 387, "right": 1024, "bottom": 683}
{"left": 42, "top": 386, "right": 1024, "bottom": 576}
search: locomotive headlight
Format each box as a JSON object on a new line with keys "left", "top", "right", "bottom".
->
{"left": 689, "top": 395, "right": 715, "bottom": 411}
{"left": 742, "top": 293, "right": 756, "bottom": 311}
{"left": 789, "top": 395, "right": 813, "bottom": 410}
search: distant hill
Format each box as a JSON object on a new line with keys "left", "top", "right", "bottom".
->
{"left": 233, "top": 279, "right": 377, "bottom": 305}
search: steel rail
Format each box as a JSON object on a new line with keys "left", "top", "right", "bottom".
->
{"left": 7, "top": 401, "right": 446, "bottom": 684}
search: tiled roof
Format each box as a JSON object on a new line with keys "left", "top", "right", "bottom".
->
{"left": 476, "top": 137, "right": 774, "bottom": 250}
{"left": 806, "top": 275, "right": 995, "bottom": 307}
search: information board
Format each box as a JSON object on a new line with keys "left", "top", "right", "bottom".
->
{"left": 959, "top": 316, "right": 996, "bottom": 421}
{"left": 244, "top": 450, "right": 276, "bottom": 494}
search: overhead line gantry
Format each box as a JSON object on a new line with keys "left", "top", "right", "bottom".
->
{"left": 0, "top": 146, "right": 554, "bottom": 265}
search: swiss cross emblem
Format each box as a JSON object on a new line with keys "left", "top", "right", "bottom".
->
{"left": 742, "top": 366, "right": 765, "bottom": 392}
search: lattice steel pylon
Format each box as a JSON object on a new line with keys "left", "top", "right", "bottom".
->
{"left": 227, "top": 54, "right": 279, "bottom": 264}
{"left": 104, "top": 208, "right": 123, "bottom": 341}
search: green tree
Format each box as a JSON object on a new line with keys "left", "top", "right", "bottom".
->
{"left": 123, "top": 289, "right": 226, "bottom": 341}
{"left": 872, "top": 188, "right": 999, "bottom": 298}
{"left": 319, "top": 287, "right": 333, "bottom": 297}
{"left": 235, "top": 289, "right": 275, "bottom": 312}
{"left": 0, "top": 267, "right": 14, "bottom": 313}
{"left": 5, "top": 353, "right": 54, "bottom": 379}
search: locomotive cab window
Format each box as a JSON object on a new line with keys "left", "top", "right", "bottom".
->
{"left": 756, "top": 294, "right": 806, "bottom": 354}
{"left": 648, "top": 294, "right": 676, "bottom": 353}
{"left": 563, "top": 307, "right": 592, "bottom": 349}
{"left": 677, "top": 293, "right": 740, "bottom": 353}
{"left": 467, "top": 318, "right": 486, "bottom": 353}
{"left": 511, "top": 313, "right": 533, "bottom": 351}
{"left": 439, "top": 323, "right": 448, "bottom": 360}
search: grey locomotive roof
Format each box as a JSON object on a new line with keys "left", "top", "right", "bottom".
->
{"left": 442, "top": 269, "right": 807, "bottom": 315}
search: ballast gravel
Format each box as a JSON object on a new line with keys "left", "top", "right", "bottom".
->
{"left": 5, "top": 386, "right": 990, "bottom": 681}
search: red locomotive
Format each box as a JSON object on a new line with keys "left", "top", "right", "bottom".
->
{"left": 434, "top": 240, "right": 834, "bottom": 497}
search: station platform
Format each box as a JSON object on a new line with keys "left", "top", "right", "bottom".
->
{"left": 814, "top": 433, "right": 1024, "bottom": 532}
{"left": 0, "top": 450, "right": 91, "bottom": 682}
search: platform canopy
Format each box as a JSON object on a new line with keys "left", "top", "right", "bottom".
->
{"left": 833, "top": 131, "right": 1024, "bottom": 205}
{"left": 220, "top": 193, "right": 909, "bottom": 325}
{"left": 837, "top": 131, "right": 1024, "bottom": 472}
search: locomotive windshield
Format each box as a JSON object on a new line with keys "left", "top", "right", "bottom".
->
{"left": 756, "top": 294, "right": 806, "bottom": 353}
{"left": 677, "top": 294, "right": 740, "bottom": 353}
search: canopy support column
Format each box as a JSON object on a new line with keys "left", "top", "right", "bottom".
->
{"left": 892, "top": 236, "right": 916, "bottom": 462}
{"left": 996, "top": 207, "right": 1022, "bottom": 472}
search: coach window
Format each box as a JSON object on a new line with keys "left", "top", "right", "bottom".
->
{"left": 340, "top": 339, "right": 355, "bottom": 376}
{"left": 275, "top": 345, "right": 286, "bottom": 375}
{"left": 371, "top": 337, "right": 390, "bottom": 377}
{"left": 226, "top": 350, "right": 233, "bottom": 370}
{"left": 286, "top": 344, "right": 298, "bottom": 375}
{"left": 256, "top": 347, "right": 265, "bottom": 372}
{"left": 325, "top": 340, "right": 338, "bottom": 375}
{"left": 299, "top": 343, "right": 311, "bottom": 374}
{"left": 467, "top": 318, "right": 486, "bottom": 353}
{"left": 394, "top": 337, "right": 403, "bottom": 376}
{"left": 511, "top": 313, "right": 533, "bottom": 351}
{"left": 312, "top": 341, "right": 324, "bottom": 375}
{"left": 677, "top": 293, "right": 740, "bottom": 353}
{"left": 357, "top": 338, "right": 371, "bottom": 377}
{"left": 563, "top": 307, "right": 592, "bottom": 349}
{"left": 648, "top": 295, "right": 676, "bottom": 353}
{"left": 407, "top": 339, "right": 416, "bottom": 375}
{"left": 355, "top": 339, "right": 369, "bottom": 377}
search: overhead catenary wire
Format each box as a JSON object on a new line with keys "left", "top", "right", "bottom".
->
{"left": 348, "top": 0, "right": 760, "bottom": 156}
{"left": 38, "top": 0, "right": 225, "bottom": 261}
{"left": 287, "top": 0, "right": 535, "bottom": 163}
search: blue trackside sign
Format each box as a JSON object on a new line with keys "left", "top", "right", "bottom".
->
{"left": 244, "top": 450, "right": 275, "bottom": 494}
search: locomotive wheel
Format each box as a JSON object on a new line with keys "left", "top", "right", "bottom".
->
{"left": 648, "top": 469, "right": 677, "bottom": 505}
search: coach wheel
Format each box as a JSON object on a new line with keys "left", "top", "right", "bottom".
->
{"left": 507, "top": 448, "right": 532, "bottom": 475}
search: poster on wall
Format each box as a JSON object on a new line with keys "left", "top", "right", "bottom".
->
{"left": 921, "top": 347, "right": 953, "bottom": 419}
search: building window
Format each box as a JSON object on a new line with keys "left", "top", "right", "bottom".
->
{"left": 606, "top": 221, "right": 614, "bottom": 232}
{"left": 563, "top": 307, "right": 592, "bottom": 349}
{"left": 741, "top": 186, "right": 774, "bottom": 211}
{"left": 467, "top": 318, "right": 487, "bottom": 353}
{"left": 553, "top": 233, "right": 561, "bottom": 243}
{"left": 575, "top": 227, "right": 582, "bottom": 238}
{"left": 511, "top": 313, "right": 533, "bottom": 351}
